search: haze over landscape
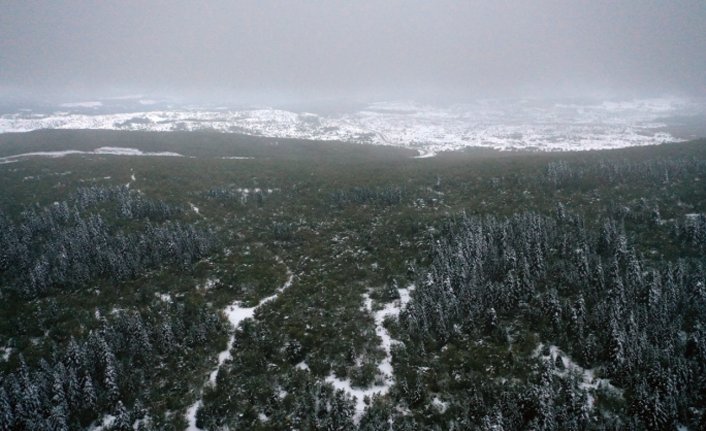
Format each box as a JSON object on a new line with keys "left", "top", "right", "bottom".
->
{"left": 2, "top": 0, "right": 706, "bottom": 104}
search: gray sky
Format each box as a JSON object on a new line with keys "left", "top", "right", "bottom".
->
{"left": 1, "top": 0, "right": 705, "bottom": 105}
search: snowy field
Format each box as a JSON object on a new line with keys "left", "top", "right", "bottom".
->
{"left": 2, "top": 98, "right": 704, "bottom": 156}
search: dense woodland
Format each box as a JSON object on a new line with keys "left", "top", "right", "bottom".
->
{"left": 0, "top": 131, "right": 704, "bottom": 430}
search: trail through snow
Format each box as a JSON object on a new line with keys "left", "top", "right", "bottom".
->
{"left": 185, "top": 262, "right": 294, "bottom": 431}
{"left": 325, "top": 285, "right": 414, "bottom": 422}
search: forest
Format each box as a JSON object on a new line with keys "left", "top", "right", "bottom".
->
{"left": 0, "top": 130, "right": 704, "bottom": 430}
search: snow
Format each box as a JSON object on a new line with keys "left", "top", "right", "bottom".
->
{"left": 0, "top": 346, "right": 12, "bottom": 362}
{"left": 0, "top": 147, "right": 184, "bottom": 163}
{"left": 1, "top": 97, "right": 701, "bottom": 154}
{"left": 221, "top": 156, "right": 255, "bottom": 160}
{"left": 325, "top": 374, "right": 376, "bottom": 420}
{"left": 186, "top": 262, "right": 295, "bottom": 430}
{"left": 185, "top": 401, "right": 202, "bottom": 431}
{"left": 60, "top": 101, "right": 103, "bottom": 108}
{"left": 189, "top": 203, "right": 200, "bottom": 215}
{"left": 206, "top": 303, "right": 258, "bottom": 385}
{"left": 431, "top": 396, "right": 449, "bottom": 414}
{"left": 295, "top": 361, "right": 310, "bottom": 371}
{"left": 93, "top": 146, "right": 183, "bottom": 157}
{"left": 325, "top": 284, "right": 415, "bottom": 422}
{"left": 87, "top": 414, "right": 115, "bottom": 431}
{"left": 0, "top": 150, "right": 86, "bottom": 160}
{"left": 156, "top": 293, "right": 173, "bottom": 303}
{"left": 535, "top": 344, "right": 623, "bottom": 409}
{"left": 199, "top": 278, "right": 219, "bottom": 290}
{"left": 413, "top": 149, "right": 437, "bottom": 159}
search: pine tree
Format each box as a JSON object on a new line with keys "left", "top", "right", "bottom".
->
{"left": 17, "top": 357, "right": 42, "bottom": 429}
{"left": 0, "top": 387, "right": 14, "bottom": 431}
{"left": 47, "top": 403, "right": 69, "bottom": 431}
{"left": 51, "top": 365, "right": 68, "bottom": 416}
{"left": 103, "top": 355, "right": 119, "bottom": 404}
{"left": 113, "top": 400, "right": 132, "bottom": 431}
{"left": 81, "top": 372, "right": 97, "bottom": 414}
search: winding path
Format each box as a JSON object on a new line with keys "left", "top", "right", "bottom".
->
{"left": 185, "top": 262, "right": 294, "bottom": 430}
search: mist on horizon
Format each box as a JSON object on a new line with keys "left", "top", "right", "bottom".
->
{"left": 1, "top": 1, "right": 705, "bottom": 106}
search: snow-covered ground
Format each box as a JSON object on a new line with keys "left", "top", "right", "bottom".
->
{"left": 0, "top": 146, "right": 184, "bottom": 164}
{"left": 185, "top": 264, "right": 295, "bottom": 431}
{"left": 325, "top": 284, "right": 414, "bottom": 422}
{"left": 87, "top": 414, "right": 115, "bottom": 431}
{"left": 0, "top": 346, "right": 13, "bottom": 362}
{"left": 535, "top": 343, "right": 623, "bottom": 410}
{"left": 2, "top": 98, "right": 703, "bottom": 155}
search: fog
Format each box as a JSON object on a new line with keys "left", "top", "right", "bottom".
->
{"left": 1, "top": 1, "right": 705, "bottom": 105}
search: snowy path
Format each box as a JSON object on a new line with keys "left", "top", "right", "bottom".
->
{"left": 185, "top": 262, "right": 294, "bottom": 431}
{"left": 325, "top": 285, "right": 414, "bottom": 422}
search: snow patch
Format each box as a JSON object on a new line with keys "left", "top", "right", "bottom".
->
{"left": 431, "top": 396, "right": 449, "bottom": 414}
{"left": 93, "top": 146, "right": 183, "bottom": 157}
{"left": 413, "top": 149, "right": 437, "bottom": 159}
{"left": 0, "top": 346, "right": 13, "bottom": 362}
{"left": 325, "top": 374, "right": 377, "bottom": 421}
{"left": 0, "top": 147, "right": 184, "bottom": 163}
{"left": 87, "top": 414, "right": 115, "bottom": 431}
{"left": 185, "top": 401, "right": 202, "bottom": 431}
{"left": 155, "top": 293, "right": 173, "bottom": 303}
{"left": 535, "top": 344, "right": 623, "bottom": 410}
{"left": 60, "top": 101, "right": 103, "bottom": 108}
{"left": 199, "top": 278, "right": 219, "bottom": 290}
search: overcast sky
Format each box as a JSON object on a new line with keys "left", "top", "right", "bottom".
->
{"left": 1, "top": 1, "right": 705, "bottom": 105}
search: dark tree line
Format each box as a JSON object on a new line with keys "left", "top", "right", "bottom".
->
{"left": 204, "top": 186, "right": 269, "bottom": 206}
{"left": 74, "top": 185, "right": 183, "bottom": 221}
{"left": 0, "top": 188, "right": 214, "bottom": 298}
{"left": 0, "top": 303, "right": 226, "bottom": 430}
{"left": 544, "top": 157, "right": 706, "bottom": 188}
{"left": 330, "top": 186, "right": 405, "bottom": 207}
{"left": 677, "top": 213, "right": 706, "bottom": 252}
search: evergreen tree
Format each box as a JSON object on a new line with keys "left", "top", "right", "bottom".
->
{"left": 0, "top": 387, "right": 14, "bottom": 431}
{"left": 113, "top": 400, "right": 132, "bottom": 431}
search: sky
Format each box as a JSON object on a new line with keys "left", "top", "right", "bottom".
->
{"left": 1, "top": 0, "right": 705, "bottom": 105}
